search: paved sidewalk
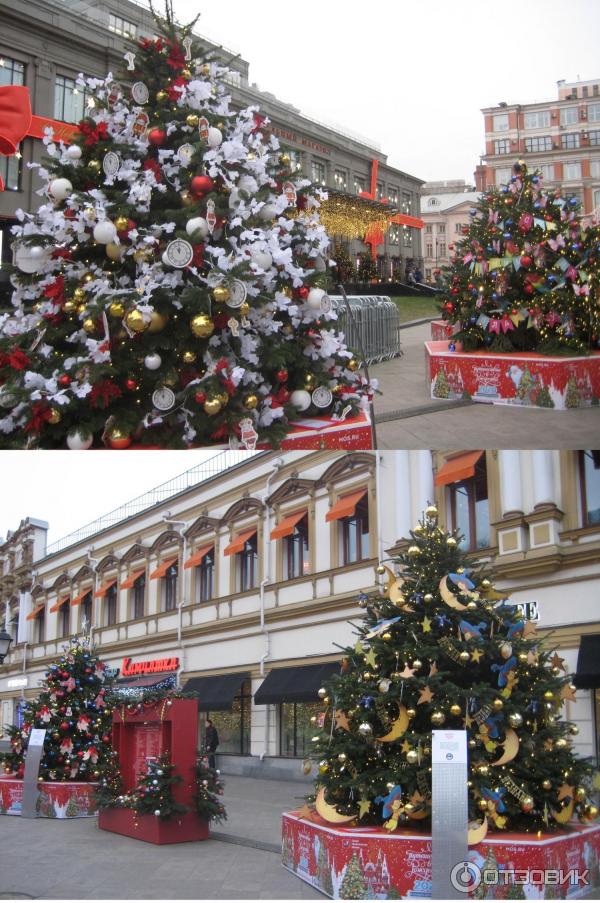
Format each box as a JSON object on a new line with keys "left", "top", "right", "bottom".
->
{"left": 0, "top": 776, "right": 320, "bottom": 900}
{"left": 370, "top": 324, "right": 600, "bottom": 449}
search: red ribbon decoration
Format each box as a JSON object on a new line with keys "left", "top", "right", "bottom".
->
{"left": 0, "top": 85, "right": 32, "bottom": 190}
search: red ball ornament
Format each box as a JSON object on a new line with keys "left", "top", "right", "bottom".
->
{"left": 117, "top": 218, "right": 137, "bottom": 239}
{"left": 125, "top": 378, "right": 138, "bottom": 391}
{"left": 60, "top": 722, "right": 69, "bottom": 731}
{"left": 102, "top": 735, "right": 110, "bottom": 743}
{"left": 194, "top": 390, "right": 207, "bottom": 404}
{"left": 148, "top": 129, "right": 166, "bottom": 146}
{"left": 276, "top": 369, "right": 288, "bottom": 382}
{"left": 77, "top": 751, "right": 84, "bottom": 758}
{"left": 108, "top": 433, "right": 132, "bottom": 450}
{"left": 443, "top": 302, "right": 455, "bottom": 312}
{"left": 297, "top": 286, "right": 310, "bottom": 300}
{"left": 524, "top": 283, "right": 534, "bottom": 295}
{"left": 520, "top": 255, "right": 532, "bottom": 267}
{"left": 450, "top": 288, "right": 459, "bottom": 296}
{"left": 190, "top": 175, "right": 214, "bottom": 196}
{"left": 58, "top": 374, "right": 71, "bottom": 387}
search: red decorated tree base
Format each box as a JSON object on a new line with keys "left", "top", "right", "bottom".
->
{"left": 0, "top": 776, "right": 98, "bottom": 818}
{"left": 98, "top": 807, "right": 209, "bottom": 844}
{"left": 431, "top": 320, "right": 460, "bottom": 341}
{"left": 282, "top": 811, "right": 600, "bottom": 899}
{"left": 426, "top": 340, "right": 600, "bottom": 409}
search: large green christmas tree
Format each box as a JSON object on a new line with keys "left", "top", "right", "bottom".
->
{"left": 0, "top": 5, "right": 369, "bottom": 449}
{"left": 310, "top": 506, "right": 596, "bottom": 837}
{"left": 440, "top": 162, "right": 600, "bottom": 354}
{"left": 1, "top": 638, "right": 114, "bottom": 782}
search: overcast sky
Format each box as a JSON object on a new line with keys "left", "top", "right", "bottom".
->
{"left": 171, "top": 0, "right": 600, "bottom": 185}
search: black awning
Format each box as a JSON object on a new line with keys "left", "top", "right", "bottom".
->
{"left": 254, "top": 661, "right": 340, "bottom": 705}
{"left": 115, "top": 673, "right": 177, "bottom": 689}
{"left": 573, "top": 635, "right": 600, "bottom": 689}
{"left": 184, "top": 672, "right": 250, "bottom": 711}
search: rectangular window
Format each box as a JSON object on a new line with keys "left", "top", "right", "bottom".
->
{"left": 426, "top": 243, "right": 433, "bottom": 257}
{"left": 561, "top": 106, "right": 578, "bottom": 125}
{"left": 493, "top": 113, "right": 509, "bottom": 131}
{"left": 588, "top": 130, "right": 600, "bottom": 146}
{"left": 524, "top": 110, "right": 551, "bottom": 129}
{"left": 562, "top": 133, "right": 581, "bottom": 149}
{"left": 494, "top": 139, "right": 511, "bottom": 155}
{"left": 287, "top": 149, "right": 302, "bottom": 172}
{"left": 236, "top": 534, "right": 258, "bottom": 592}
{"left": 81, "top": 592, "right": 92, "bottom": 631}
{"left": 589, "top": 103, "right": 600, "bottom": 123}
{"left": 425, "top": 224, "right": 432, "bottom": 234}
{"left": 388, "top": 186, "right": 399, "bottom": 205}
{"left": 525, "top": 135, "right": 553, "bottom": 152}
{"left": 495, "top": 168, "right": 511, "bottom": 185}
{"left": 334, "top": 168, "right": 347, "bottom": 191}
{"left": 311, "top": 159, "right": 326, "bottom": 184}
{"left": 0, "top": 155, "right": 20, "bottom": 192}
{"left": 389, "top": 224, "right": 400, "bottom": 246}
{"left": 354, "top": 176, "right": 365, "bottom": 194}
{"left": 455, "top": 222, "right": 464, "bottom": 233}
{"left": 58, "top": 604, "right": 70, "bottom": 639}
{"left": 163, "top": 563, "right": 178, "bottom": 611}
{"left": 0, "top": 56, "right": 25, "bottom": 87}
{"left": 594, "top": 188, "right": 600, "bottom": 209}
{"left": 402, "top": 192, "right": 413, "bottom": 213}
{"left": 195, "top": 550, "right": 214, "bottom": 603}
{"left": 133, "top": 573, "right": 145, "bottom": 620}
{"left": 438, "top": 242, "right": 446, "bottom": 257}
{"left": 201, "top": 680, "right": 251, "bottom": 755}
{"left": 104, "top": 583, "right": 117, "bottom": 626}
{"left": 425, "top": 268, "right": 431, "bottom": 281}
{"left": 591, "top": 160, "right": 600, "bottom": 178}
{"left": 108, "top": 13, "right": 137, "bottom": 38}
{"left": 283, "top": 515, "right": 309, "bottom": 580}
{"left": 437, "top": 223, "right": 445, "bottom": 234}
{"left": 449, "top": 457, "right": 490, "bottom": 551}
{"left": 54, "top": 75, "right": 86, "bottom": 124}
{"left": 341, "top": 495, "right": 369, "bottom": 565}
{"left": 539, "top": 164, "right": 555, "bottom": 181}
{"left": 376, "top": 181, "right": 385, "bottom": 200}
{"left": 403, "top": 226, "right": 413, "bottom": 246}
{"left": 35, "top": 609, "right": 45, "bottom": 644}
{"left": 564, "top": 162, "right": 582, "bottom": 180}
{"left": 580, "top": 451, "right": 600, "bottom": 526}
{"left": 279, "top": 701, "right": 322, "bottom": 757}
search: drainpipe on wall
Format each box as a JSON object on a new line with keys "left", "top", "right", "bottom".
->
{"left": 375, "top": 452, "right": 383, "bottom": 566}
{"left": 161, "top": 515, "right": 189, "bottom": 688}
{"left": 86, "top": 552, "right": 98, "bottom": 651}
{"left": 259, "top": 457, "right": 285, "bottom": 761}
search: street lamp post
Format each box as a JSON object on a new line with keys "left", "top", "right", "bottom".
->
{"left": 0, "top": 627, "right": 13, "bottom": 664}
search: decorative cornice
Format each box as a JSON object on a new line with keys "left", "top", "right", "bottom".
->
{"left": 221, "top": 497, "right": 264, "bottom": 525}
{"left": 120, "top": 543, "right": 149, "bottom": 564}
{"left": 184, "top": 515, "right": 221, "bottom": 540}
{"left": 266, "top": 478, "right": 317, "bottom": 508}
{"left": 149, "top": 530, "right": 182, "bottom": 554}
{"left": 96, "top": 554, "right": 120, "bottom": 574}
{"left": 318, "top": 452, "right": 376, "bottom": 486}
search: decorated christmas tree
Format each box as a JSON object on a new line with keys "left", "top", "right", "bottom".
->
{"left": 331, "top": 242, "right": 354, "bottom": 285}
{"left": 339, "top": 852, "right": 367, "bottom": 899}
{"left": 1, "top": 638, "right": 113, "bottom": 782}
{"left": 130, "top": 752, "right": 187, "bottom": 819}
{"left": 310, "top": 506, "right": 597, "bottom": 839}
{"left": 0, "top": 4, "right": 370, "bottom": 449}
{"left": 194, "top": 757, "right": 226, "bottom": 823}
{"left": 440, "top": 162, "right": 600, "bottom": 354}
{"left": 358, "top": 252, "right": 377, "bottom": 283}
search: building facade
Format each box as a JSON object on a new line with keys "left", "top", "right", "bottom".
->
{"left": 1, "top": 449, "right": 599, "bottom": 780}
{"left": 419, "top": 181, "right": 479, "bottom": 284}
{"left": 475, "top": 78, "right": 600, "bottom": 218}
{"left": 0, "top": 0, "right": 423, "bottom": 281}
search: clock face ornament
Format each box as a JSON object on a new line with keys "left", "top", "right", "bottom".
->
{"left": 131, "top": 81, "right": 149, "bottom": 105}
{"left": 103, "top": 152, "right": 120, "bottom": 177}
{"left": 226, "top": 279, "right": 248, "bottom": 309}
{"left": 311, "top": 387, "right": 333, "bottom": 409}
{"left": 164, "top": 239, "right": 194, "bottom": 268}
{"left": 151, "top": 387, "right": 176, "bottom": 411}
{"left": 177, "top": 143, "right": 195, "bottom": 166}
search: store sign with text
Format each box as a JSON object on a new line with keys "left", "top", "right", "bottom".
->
{"left": 121, "top": 656, "right": 180, "bottom": 677}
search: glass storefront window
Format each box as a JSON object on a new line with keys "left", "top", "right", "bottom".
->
{"left": 280, "top": 701, "right": 322, "bottom": 757}
{"left": 200, "top": 680, "right": 251, "bottom": 755}
{"left": 450, "top": 457, "right": 490, "bottom": 551}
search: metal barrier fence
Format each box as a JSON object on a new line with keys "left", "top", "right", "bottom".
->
{"left": 330, "top": 295, "right": 402, "bottom": 365}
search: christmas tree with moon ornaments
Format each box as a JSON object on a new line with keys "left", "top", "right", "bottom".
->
{"left": 0, "top": 4, "right": 371, "bottom": 449}
{"left": 309, "top": 506, "right": 596, "bottom": 840}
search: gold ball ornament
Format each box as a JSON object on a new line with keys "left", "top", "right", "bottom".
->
{"left": 133, "top": 247, "right": 152, "bottom": 264}
{"left": 431, "top": 711, "right": 445, "bottom": 726}
{"left": 63, "top": 300, "right": 77, "bottom": 313}
{"left": 376, "top": 564, "right": 386, "bottom": 575}
{"left": 468, "top": 739, "right": 477, "bottom": 749}
{"left": 478, "top": 799, "right": 488, "bottom": 811}
{"left": 412, "top": 660, "right": 422, "bottom": 670}
{"left": 508, "top": 712, "right": 523, "bottom": 728}
{"left": 406, "top": 708, "right": 416, "bottom": 719}
{"left": 406, "top": 750, "right": 419, "bottom": 765}
{"left": 450, "top": 704, "right": 462, "bottom": 716}
{"left": 125, "top": 309, "right": 148, "bottom": 333}
{"left": 115, "top": 216, "right": 129, "bottom": 231}
{"left": 180, "top": 190, "right": 195, "bottom": 207}
{"left": 212, "top": 285, "right": 231, "bottom": 304}
{"left": 108, "top": 301, "right": 126, "bottom": 318}
{"left": 88, "top": 160, "right": 101, "bottom": 172}
{"left": 407, "top": 545, "right": 420, "bottom": 557}
{"left": 569, "top": 725, "right": 579, "bottom": 736}
{"left": 382, "top": 632, "right": 392, "bottom": 641}
{"left": 279, "top": 152, "right": 291, "bottom": 166}
{"left": 459, "top": 651, "right": 470, "bottom": 663}
{"left": 318, "top": 761, "right": 329, "bottom": 775}
{"left": 575, "top": 787, "right": 587, "bottom": 802}
{"left": 73, "top": 287, "right": 85, "bottom": 301}
{"left": 186, "top": 114, "right": 199, "bottom": 127}
{"left": 182, "top": 350, "right": 197, "bottom": 364}
{"left": 413, "top": 524, "right": 424, "bottom": 534}
{"left": 543, "top": 690, "right": 555, "bottom": 701}
{"left": 106, "top": 242, "right": 124, "bottom": 261}
{"left": 492, "top": 699, "right": 504, "bottom": 711}
{"left": 156, "top": 90, "right": 167, "bottom": 102}
{"left": 239, "top": 302, "right": 250, "bottom": 317}
{"left": 555, "top": 738, "right": 568, "bottom": 749}
{"left": 190, "top": 314, "right": 214, "bottom": 338}
{"left": 481, "top": 578, "right": 491, "bottom": 589}
{"left": 199, "top": 64, "right": 210, "bottom": 76}
{"left": 446, "top": 536, "right": 457, "bottom": 547}
{"left": 147, "top": 311, "right": 169, "bottom": 333}
{"left": 467, "top": 601, "right": 478, "bottom": 610}
{"left": 542, "top": 779, "right": 552, "bottom": 790}
{"left": 243, "top": 394, "right": 258, "bottom": 410}
{"left": 203, "top": 397, "right": 222, "bottom": 416}
{"left": 478, "top": 764, "right": 490, "bottom": 776}
{"left": 588, "top": 805, "right": 599, "bottom": 819}
{"left": 338, "top": 753, "right": 347, "bottom": 763}
{"left": 304, "top": 373, "right": 315, "bottom": 388}
{"left": 83, "top": 318, "right": 96, "bottom": 333}
{"left": 347, "top": 359, "right": 359, "bottom": 372}
{"left": 83, "top": 273, "right": 94, "bottom": 283}
{"left": 425, "top": 505, "right": 438, "bottom": 519}
{"left": 424, "top": 593, "right": 434, "bottom": 604}
{"left": 47, "top": 407, "right": 61, "bottom": 425}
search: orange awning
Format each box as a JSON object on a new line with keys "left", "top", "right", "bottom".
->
{"left": 270, "top": 510, "right": 307, "bottom": 541}
{"left": 224, "top": 529, "right": 257, "bottom": 557}
{"left": 94, "top": 578, "right": 117, "bottom": 598}
{"left": 435, "top": 451, "right": 484, "bottom": 486}
{"left": 26, "top": 602, "right": 46, "bottom": 621}
{"left": 71, "top": 587, "right": 92, "bottom": 606}
{"left": 149, "top": 557, "right": 178, "bottom": 580}
{"left": 184, "top": 545, "right": 214, "bottom": 570}
{"left": 120, "top": 568, "right": 146, "bottom": 590}
{"left": 49, "top": 595, "right": 70, "bottom": 614}
{"left": 325, "top": 490, "right": 367, "bottom": 523}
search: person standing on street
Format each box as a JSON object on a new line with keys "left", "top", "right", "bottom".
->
{"left": 205, "top": 718, "right": 219, "bottom": 769}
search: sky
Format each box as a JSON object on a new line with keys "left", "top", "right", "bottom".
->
{"left": 169, "top": 0, "right": 600, "bottom": 185}
{"left": 0, "top": 451, "right": 235, "bottom": 548}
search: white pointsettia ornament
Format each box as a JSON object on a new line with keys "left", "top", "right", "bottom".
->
{"left": 290, "top": 389, "right": 311, "bottom": 411}
{"left": 185, "top": 217, "right": 209, "bottom": 238}
{"left": 93, "top": 221, "right": 117, "bottom": 244}
{"left": 48, "top": 178, "right": 72, "bottom": 201}
{"left": 238, "top": 174, "right": 258, "bottom": 194}
{"left": 66, "top": 428, "right": 94, "bottom": 450}
{"left": 207, "top": 127, "right": 222, "bottom": 148}
{"left": 65, "top": 145, "right": 82, "bottom": 160}
{"left": 250, "top": 247, "right": 273, "bottom": 270}
{"left": 144, "top": 353, "right": 162, "bottom": 370}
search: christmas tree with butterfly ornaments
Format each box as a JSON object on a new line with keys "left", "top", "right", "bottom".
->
{"left": 0, "top": 3, "right": 372, "bottom": 449}
{"left": 308, "top": 506, "right": 597, "bottom": 840}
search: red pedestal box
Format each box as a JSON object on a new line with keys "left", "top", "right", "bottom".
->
{"left": 282, "top": 811, "right": 600, "bottom": 899}
{"left": 98, "top": 807, "right": 208, "bottom": 844}
{"left": 425, "top": 340, "right": 600, "bottom": 409}
{"left": 431, "top": 320, "right": 459, "bottom": 341}
{"left": 0, "top": 776, "right": 98, "bottom": 818}
{"left": 274, "top": 411, "right": 373, "bottom": 450}
{"left": 98, "top": 698, "right": 204, "bottom": 844}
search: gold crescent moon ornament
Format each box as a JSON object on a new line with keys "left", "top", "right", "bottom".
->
{"left": 381, "top": 566, "right": 413, "bottom": 611}
{"left": 551, "top": 799, "right": 574, "bottom": 824}
{"left": 468, "top": 816, "right": 488, "bottom": 845}
{"left": 315, "top": 787, "right": 357, "bottom": 824}
{"left": 492, "top": 728, "right": 520, "bottom": 766}
{"left": 439, "top": 575, "right": 469, "bottom": 611}
{"left": 376, "top": 704, "right": 409, "bottom": 742}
